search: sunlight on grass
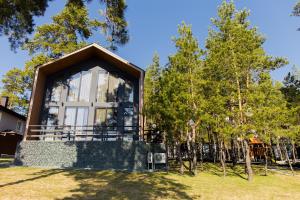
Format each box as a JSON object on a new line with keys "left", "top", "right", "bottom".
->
{"left": 0, "top": 158, "right": 299, "bottom": 200}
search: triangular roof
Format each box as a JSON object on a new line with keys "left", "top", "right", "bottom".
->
{"left": 37, "top": 43, "right": 144, "bottom": 77}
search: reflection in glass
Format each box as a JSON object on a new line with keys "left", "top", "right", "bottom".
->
{"left": 94, "top": 108, "right": 117, "bottom": 131}
{"left": 46, "top": 107, "right": 59, "bottom": 127}
{"left": 124, "top": 82, "right": 133, "bottom": 102}
{"left": 96, "top": 71, "right": 108, "bottom": 102}
{"left": 108, "top": 74, "right": 120, "bottom": 102}
{"left": 94, "top": 109, "right": 106, "bottom": 125}
{"left": 67, "top": 73, "right": 81, "bottom": 102}
{"left": 50, "top": 85, "right": 61, "bottom": 102}
{"left": 79, "top": 71, "right": 91, "bottom": 102}
{"left": 107, "top": 108, "right": 117, "bottom": 130}
{"left": 76, "top": 108, "right": 89, "bottom": 127}
{"left": 124, "top": 107, "right": 134, "bottom": 131}
{"left": 64, "top": 107, "right": 76, "bottom": 128}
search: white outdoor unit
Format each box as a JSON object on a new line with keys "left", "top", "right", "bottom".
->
{"left": 154, "top": 153, "right": 166, "bottom": 164}
{"left": 148, "top": 152, "right": 153, "bottom": 163}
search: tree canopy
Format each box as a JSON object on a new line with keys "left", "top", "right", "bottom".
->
{"left": 0, "top": 0, "right": 128, "bottom": 50}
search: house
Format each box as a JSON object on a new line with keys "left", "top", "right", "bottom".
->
{"left": 15, "top": 43, "right": 165, "bottom": 170}
{"left": 0, "top": 96, "right": 26, "bottom": 156}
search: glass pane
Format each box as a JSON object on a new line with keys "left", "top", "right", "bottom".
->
{"left": 50, "top": 84, "right": 61, "bottom": 102}
{"left": 46, "top": 107, "right": 59, "bottom": 127}
{"left": 124, "top": 107, "right": 134, "bottom": 131}
{"left": 97, "top": 71, "right": 108, "bottom": 102}
{"left": 124, "top": 82, "right": 134, "bottom": 102}
{"left": 79, "top": 71, "right": 91, "bottom": 102}
{"left": 64, "top": 107, "right": 76, "bottom": 128}
{"left": 94, "top": 109, "right": 106, "bottom": 126}
{"left": 76, "top": 107, "right": 89, "bottom": 127}
{"left": 108, "top": 74, "right": 119, "bottom": 102}
{"left": 67, "top": 73, "right": 81, "bottom": 102}
{"left": 107, "top": 108, "right": 117, "bottom": 130}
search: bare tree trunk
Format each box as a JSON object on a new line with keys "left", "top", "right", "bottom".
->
{"left": 191, "top": 125, "right": 197, "bottom": 175}
{"left": 220, "top": 141, "right": 226, "bottom": 177}
{"left": 236, "top": 140, "right": 241, "bottom": 162}
{"left": 244, "top": 140, "right": 253, "bottom": 181}
{"left": 291, "top": 142, "right": 296, "bottom": 163}
{"left": 276, "top": 138, "right": 284, "bottom": 161}
{"left": 212, "top": 133, "right": 217, "bottom": 163}
{"left": 263, "top": 144, "right": 268, "bottom": 176}
{"left": 178, "top": 143, "right": 184, "bottom": 175}
{"left": 199, "top": 138, "right": 204, "bottom": 169}
{"left": 283, "top": 143, "right": 294, "bottom": 176}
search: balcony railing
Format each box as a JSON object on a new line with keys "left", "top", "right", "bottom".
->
{"left": 27, "top": 125, "right": 141, "bottom": 141}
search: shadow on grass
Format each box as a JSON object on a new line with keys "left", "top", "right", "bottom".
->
{"left": 56, "top": 170, "right": 194, "bottom": 200}
{"left": 0, "top": 169, "right": 65, "bottom": 188}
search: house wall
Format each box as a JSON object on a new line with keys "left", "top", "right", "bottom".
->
{"left": 0, "top": 111, "right": 26, "bottom": 135}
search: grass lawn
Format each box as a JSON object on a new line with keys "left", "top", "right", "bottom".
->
{"left": 0, "top": 158, "right": 300, "bottom": 200}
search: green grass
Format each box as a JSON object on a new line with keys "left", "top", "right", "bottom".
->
{"left": 0, "top": 158, "right": 299, "bottom": 200}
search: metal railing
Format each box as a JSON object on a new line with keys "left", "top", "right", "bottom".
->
{"left": 27, "top": 125, "right": 141, "bottom": 141}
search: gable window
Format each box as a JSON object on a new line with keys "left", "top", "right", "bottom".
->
{"left": 64, "top": 107, "right": 89, "bottom": 129}
{"left": 67, "top": 71, "right": 91, "bottom": 102}
{"left": 96, "top": 71, "right": 109, "bottom": 102}
{"left": 108, "top": 74, "right": 122, "bottom": 102}
{"left": 124, "top": 82, "right": 134, "bottom": 103}
{"left": 46, "top": 107, "right": 59, "bottom": 127}
{"left": 124, "top": 107, "right": 134, "bottom": 131}
{"left": 94, "top": 108, "right": 117, "bottom": 130}
{"left": 50, "top": 84, "right": 61, "bottom": 102}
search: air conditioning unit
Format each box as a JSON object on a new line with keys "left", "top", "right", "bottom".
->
{"left": 154, "top": 153, "right": 166, "bottom": 164}
{"left": 148, "top": 152, "right": 153, "bottom": 163}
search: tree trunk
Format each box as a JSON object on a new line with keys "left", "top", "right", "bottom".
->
{"left": 220, "top": 141, "right": 226, "bottom": 177}
{"left": 263, "top": 144, "right": 268, "bottom": 176}
{"left": 244, "top": 140, "right": 253, "bottom": 181}
{"left": 199, "top": 138, "right": 203, "bottom": 169}
{"left": 191, "top": 125, "right": 197, "bottom": 175}
{"left": 283, "top": 143, "right": 294, "bottom": 176}
{"left": 276, "top": 139, "right": 284, "bottom": 161}
{"left": 291, "top": 142, "right": 296, "bottom": 163}
{"left": 212, "top": 133, "right": 217, "bottom": 163}
{"left": 178, "top": 143, "right": 184, "bottom": 175}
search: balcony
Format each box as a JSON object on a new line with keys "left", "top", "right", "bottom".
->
{"left": 26, "top": 125, "right": 141, "bottom": 141}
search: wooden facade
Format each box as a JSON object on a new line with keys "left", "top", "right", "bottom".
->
{"left": 24, "top": 43, "right": 145, "bottom": 141}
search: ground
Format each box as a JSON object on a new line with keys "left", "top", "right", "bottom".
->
{"left": 0, "top": 158, "right": 300, "bottom": 200}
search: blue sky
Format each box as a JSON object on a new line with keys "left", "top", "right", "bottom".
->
{"left": 0, "top": 0, "right": 299, "bottom": 85}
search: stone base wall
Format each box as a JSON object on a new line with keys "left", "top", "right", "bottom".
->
{"left": 14, "top": 141, "right": 165, "bottom": 171}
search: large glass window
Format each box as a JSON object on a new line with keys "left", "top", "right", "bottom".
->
{"left": 79, "top": 71, "right": 92, "bottom": 102}
{"left": 94, "top": 108, "right": 117, "bottom": 130}
{"left": 67, "top": 73, "right": 81, "bottom": 102}
{"left": 124, "top": 82, "right": 134, "bottom": 103}
{"left": 96, "top": 71, "right": 108, "bottom": 102}
{"left": 124, "top": 107, "right": 134, "bottom": 131}
{"left": 50, "top": 84, "right": 61, "bottom": 102}
{"left": 64, "top": 107, "right": 89, "bottom": 128}
{"left": 67, "top": 71, "right": 91, "bottom": 102}
{"left": 108, "top": 74, "right": 120, "bottom": 102}
{"left": 46, "top": 107, "right": 59, "bottom": 127}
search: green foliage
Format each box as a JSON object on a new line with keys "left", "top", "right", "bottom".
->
{"left": 0, "top": 0, "right": 50, "bottom": 50}
{"left": 144, "top": 53, "right": 162, "bottom": 126}
{"left": 1, "top": 68, "right": 29, "bottom": 115}
{"left": 0, "top": 0, "right": 129, "bottom": 50}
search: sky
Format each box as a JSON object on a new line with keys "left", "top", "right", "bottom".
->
{"left": 0, "top": 0, "right": 299, "bottom": 86}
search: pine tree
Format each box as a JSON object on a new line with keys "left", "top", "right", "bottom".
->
{"left": 204, "top": 1, "right": 287, "bottom": 181}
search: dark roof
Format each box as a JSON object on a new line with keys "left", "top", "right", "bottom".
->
{"left": 36, "top": 43, "right": 144, "bottom": 78}
{"left": 0, "top": 105, "right": 26, "bottom": 121}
